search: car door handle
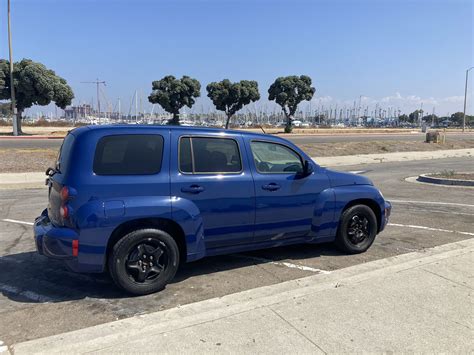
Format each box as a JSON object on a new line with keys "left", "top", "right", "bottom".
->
{"left": 181, "top": 185, "right": 205, "bottom": 194}
{"left": 262, "top": 183, "right": 281, "bottom": 191}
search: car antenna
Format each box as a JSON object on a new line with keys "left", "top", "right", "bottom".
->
{"left": 258, "top": 125, "right": 267, "bottom": 134}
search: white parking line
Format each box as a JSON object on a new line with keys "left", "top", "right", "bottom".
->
{"left": 0, "top": 219, "right": 34, "bottom": 226}
{"left": 348, "top": 170, "right": 368, "bottom": 175}
{"left": 388, "top": 200, "right": 474, "bottom": 208}
{"left": 0, "top": 282, "right": 54, "bottom": 303}
{"left": 388, "top": 223, "right": 474, "bottom": 237}
{"left": 233, "top": 254, "right": 331, "bottom": 274}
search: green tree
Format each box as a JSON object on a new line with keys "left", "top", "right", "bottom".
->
{"left": 268, "top": 75, "right": 315, "bottom": 133}
{"left": 450, "top": 112, "right": 464, "bottom": 125}
{"left": 398, "top": 114, "right": 409, "bottom": 122}
{"left": 148, "top": 75, "right": 201, "bottom": 125}
{"left": 206, "top": 79, "right": 260, "bottom": 129}
{"left": 422, "top": 114, "right": 438, "bottom": 125}
{"left": 408, "top": 110, "right": 422, "bottom": 124}
{"left": 0, "top": 59, "right": 74, "bottom": 134}
{"left": 0, "top": 103, "right": 12, "bottom": 116}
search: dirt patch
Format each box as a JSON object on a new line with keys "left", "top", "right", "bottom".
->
{"left": 300, "top": 140, "right": 474, "bottom": 157}
{"left": 0, "top": 148, "right": 58, "bottom": 173}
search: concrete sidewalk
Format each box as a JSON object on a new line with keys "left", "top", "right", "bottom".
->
{"left": 11, "top": 238, "right": 474, "bottom": 354}
{"left": 1, "top": 148, "right": 473, "bottom": 189}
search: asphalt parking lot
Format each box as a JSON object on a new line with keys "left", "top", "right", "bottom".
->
{"left": 0, "top": 157, "right": 473, "bottom": 347}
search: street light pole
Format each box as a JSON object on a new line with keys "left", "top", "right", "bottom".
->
{"left": 462, "top": 67, "right": 473, "bottom": 132}
{"left": 8, "top": 0, "right": 18, "bottom": 136}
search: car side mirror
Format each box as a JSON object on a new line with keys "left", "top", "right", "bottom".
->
{"left": 301, "top": 160, "right": 314, "bottom": 177}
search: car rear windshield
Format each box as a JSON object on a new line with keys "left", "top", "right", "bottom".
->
{"left": 93, "top": 134, "right": 164, "bottom": 175}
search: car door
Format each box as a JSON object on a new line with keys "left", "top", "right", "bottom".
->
{"left": 170, "top": 131, "right": 255, "bottom": 250}
{"left": 246, "top": 139, "right": 325, "bottom": 243}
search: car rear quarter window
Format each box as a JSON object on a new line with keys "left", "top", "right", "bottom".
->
{"left": 179, "top": 136, "right": 242, "bottom": 174}
{"left": 93, "top": 134, "right": 164, "bottom": 175}
{"left": 57, "top": 133, "right": 75, "bottom": 173}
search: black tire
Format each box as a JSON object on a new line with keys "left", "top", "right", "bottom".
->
{"left": 335, "top": 205, "right": 377, "bottom": 254}
{"left": 108, "top": 228, "right": 180, "bottom": 295}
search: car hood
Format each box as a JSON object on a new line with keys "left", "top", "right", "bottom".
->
{"left": 323, "top": 168, "right": 373, "bottom": 187}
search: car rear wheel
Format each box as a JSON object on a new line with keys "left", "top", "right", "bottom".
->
{"left": 108, "top": 228, "right": 180, "bottom": 295}
{"left": 335, "top": 205, "right": 377, "bottom": 254}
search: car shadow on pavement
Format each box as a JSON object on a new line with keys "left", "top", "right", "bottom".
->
{"left": 0, "top": 243, "right": 343, "bottom": 303}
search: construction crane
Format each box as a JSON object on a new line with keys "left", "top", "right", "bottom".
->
{"left": 81, "top": 78, "right": 106, "bottom": 124}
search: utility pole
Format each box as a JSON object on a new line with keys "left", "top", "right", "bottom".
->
{"left": 81, "top": 79, "right": 106, "bottom": 124}
{"left": 462, "top": 67, "right": 474, "bottom": 132}
{"left": 8, "top": 0, "right": 18, "bottom": 135}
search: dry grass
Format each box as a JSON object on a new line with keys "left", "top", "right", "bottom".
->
{"left": 431, "top": 170, "right": 474, "bottom": 180}
{"left": 0, "top": 148, "right": 58, "bottom": 173}
{"left": 300, "top": 140, "right": 474, "bottom": 157}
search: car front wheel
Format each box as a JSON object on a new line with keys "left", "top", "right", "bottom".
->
{"left": 335, "top": 205, "right": 377, "bottom": 254}
{"left": 108, "top": 228, "right": 180, "bottom": 295}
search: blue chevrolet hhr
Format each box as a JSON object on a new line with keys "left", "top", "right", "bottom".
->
{"left": 35, "top": 125, "right": 391, "bottom": 295}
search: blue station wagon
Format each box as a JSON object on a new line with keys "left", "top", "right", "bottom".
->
{"left": 35, "top": 125, "right": 391, "bottom": 295}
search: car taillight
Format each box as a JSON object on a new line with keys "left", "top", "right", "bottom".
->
{"left": 60, "top": 186, "right": 69, "bottom": 201}
{"left": 60, "top": 205, "right": 69, "bottom": 219}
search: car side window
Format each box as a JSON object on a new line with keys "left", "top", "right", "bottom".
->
{"left": 250, "top": 141, "right": 303, "bottom": 174}
{"left": 179, "top": 136, "right": 242, "bottom": 174}
{"left": 94, "top": 134, "right": 164, "bottom": 175}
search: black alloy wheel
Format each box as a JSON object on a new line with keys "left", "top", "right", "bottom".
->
{"left": 109, "top": 228, "right": 179, "bottom": 295}
{"left": 335, "top": 205, "right": 377, "bottom": 254}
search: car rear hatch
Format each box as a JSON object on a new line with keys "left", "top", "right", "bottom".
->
{"left": 46, "top": 133, "right": 75, "bottom": 226}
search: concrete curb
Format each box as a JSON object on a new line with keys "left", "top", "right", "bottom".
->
{"left": 11, "top": 238, "right": 474, "bottom": 354}
{"left": 417, "top": 173, "right": 474, "bottom": 186}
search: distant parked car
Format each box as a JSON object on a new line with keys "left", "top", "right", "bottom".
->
{"left": 35, "top": 125, "right": 391, "bottom": 295}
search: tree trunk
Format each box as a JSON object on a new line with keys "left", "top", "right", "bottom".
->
{"left": 284, "top": 113, "right": 293, "bottom": 133}
{"left": 225, "top": 114, "right": 232, "bottom": 129}
{"left": 168, "top": 113, "right": 180, "bottom": 125}
{"left": 16, "top": 109, "right": 23, "bottom": 135}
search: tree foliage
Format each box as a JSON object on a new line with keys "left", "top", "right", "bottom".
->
{"left": 450, "top": 112, "right": 464, "bottom": 124}
{"left": 398, "top": 114, "right": 409, "bottom": 122}
{"left": 268, "top": 75, "right": 315, "bottom": 132}
{"left": 206, "top": 79, "right": 260, "bottom": 129}
{"left": 0, "top": 58, "right": 74, "bottom": 133}
{"left": 148, "top": 75, "right": 201, "bottom": 125}
{"left": 0, "top": 103, "right": 11, "bottom": 116}
{"left": 408, "top": 110, "right": 423, "bottom": 124}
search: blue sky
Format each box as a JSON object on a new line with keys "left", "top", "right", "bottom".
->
{"left": 0, "top": 0, "right": 472, "bottom": 116}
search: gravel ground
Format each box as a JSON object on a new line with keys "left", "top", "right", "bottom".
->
{"left": 0, "top": 149, "right": 58, "bottom": 173}
{"left": 1, "top": 139, "right": 474, "bottom": 173}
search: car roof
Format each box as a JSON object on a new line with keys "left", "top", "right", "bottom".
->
{"left": 71, "top": 124, "right": 277, "bottom": 140}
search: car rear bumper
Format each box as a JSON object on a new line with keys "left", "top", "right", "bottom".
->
{"left": 35, "top": 209, "right": 78, "bottom": 260}
{"left": 34, "top": 209, "right": 108, "bottom": 273}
